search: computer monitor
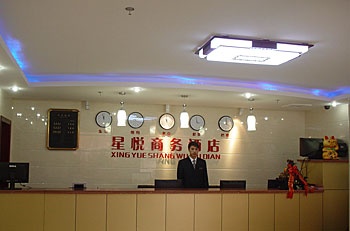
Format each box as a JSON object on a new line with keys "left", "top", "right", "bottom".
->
{"left": 154, "top": 179, "right": 183, "bottom": 189}
{"left": 299, "top": 138, "right": 323, "bottom": 159}
{"left": 267, "top": 179, "right": 279, "bottom": 189}
{"left": 220, "top": 180, "right": 246, "bottom": 189}
{"left": 0, "top": 162, "right": 29, "bottom": 190}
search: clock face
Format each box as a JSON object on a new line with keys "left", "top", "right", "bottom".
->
{"left": 127, "top": 112, "right": 144, "bottom": 129}
{"left": 218, "top": 115, "right": 234, "bottom": 132}
{"left": 95, "top": 111, "right": 112, "bottom": 128}
{"left": 189, "top": 115, "right": 205, "bottom": 131}
{"left": 159, "top": 113, "right": 175, "bottom": 130}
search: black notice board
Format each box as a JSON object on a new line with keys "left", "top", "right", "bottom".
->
{"left": 47, "top": 109, "right": 79, "bottom": 150}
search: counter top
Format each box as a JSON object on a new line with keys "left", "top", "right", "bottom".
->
{"left": 0, "top": 187, "right": 323, "bottom": 194}
{"left": 297, "top": 158, "right": 348, "bottom": 163}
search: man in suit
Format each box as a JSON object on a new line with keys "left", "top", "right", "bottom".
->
{"left": 177, "top": 141, "right": 209, "bottom": 188}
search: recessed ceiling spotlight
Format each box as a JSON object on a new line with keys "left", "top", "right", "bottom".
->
{"left": 243, "top": 92, "right": 252, "bottom": 99}
{"left": 132, "top": 87, "right": 142, "bottom": 93}
{"left": 331, "top": 101, "right": 338, "bottom": 107}
{"left": 0, "top": 65, "right": 5, "bottom": 71}
{"left": 11, "top": 86, "right": 19, "bottom": 92}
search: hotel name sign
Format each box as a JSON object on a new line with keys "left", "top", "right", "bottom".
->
{"left": 110, "top": 134, "right": 221, "bottom": 160}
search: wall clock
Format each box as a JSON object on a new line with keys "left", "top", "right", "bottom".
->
{"left": 218, "top": 115, "right": 234, "bottom": 132}
{"left": 159, "top": 113, "right": 175, "bottom": 130}
{"left": 127, "top": 112, "right": 144, "bottom": 129}
{"left": 95, "top": 111, "right": 112, "bottom": 128}
{"left": 189, "top": 115, "right": 205, "bottom": 131}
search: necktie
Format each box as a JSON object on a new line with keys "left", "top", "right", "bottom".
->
{"left": 192, "top": 159, "right": 196, "bottom": 169}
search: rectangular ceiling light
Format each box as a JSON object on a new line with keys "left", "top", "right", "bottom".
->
{"left": 196, "top": 36, "right": 313, "bottom": 65}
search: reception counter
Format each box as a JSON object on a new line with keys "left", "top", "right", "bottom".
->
{"left": 298, "top": 159, "right": 349, "bottom": 231}
{"left": 0, "top": 188, "right": 323, "bottom": 231}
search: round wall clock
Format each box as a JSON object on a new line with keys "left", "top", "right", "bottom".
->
{"left": 95, "top": 111, "right": 112, "bottom": 128}
{"left": 159, "top": 113, "right": 175, "bottom": 130}
{"left": 189, "top": 115, "right": 205, "bottom": 131}
{"left": 127, "top": 112, "right": 144, "bottom": 129}
{"left": 218, "top": 115, "right": 234, "bottom": 132}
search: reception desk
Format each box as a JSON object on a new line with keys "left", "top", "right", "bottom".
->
{"left": 299, "top": 159, "right": 349, "bottom": 231}
{"left": 0, "top": 188, "right": 323, "bottom": 231}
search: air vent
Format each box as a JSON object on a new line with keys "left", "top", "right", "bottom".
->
{"left": 281, "top": 104, "right": 312, "bottom": 108}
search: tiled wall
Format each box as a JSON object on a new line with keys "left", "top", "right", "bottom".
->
{"left": 305, "top": 103, "right": 349, "bottom": 141}
{"left": 7, "top": 99, "right": 331, "bottom": 189}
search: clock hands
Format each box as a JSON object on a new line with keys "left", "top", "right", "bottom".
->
{"left": 96, "top": 111, "right": 112, "bottom": 128}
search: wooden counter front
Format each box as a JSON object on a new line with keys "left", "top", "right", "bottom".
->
{"left": 0, "top": 188, "right": 323, "bottom": 231}
{"left": 298, "top": 159, "right": 349, "bottom": 231}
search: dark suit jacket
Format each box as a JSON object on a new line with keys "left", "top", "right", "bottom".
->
{"left": 177, "top": 157, "right": 209, "bottom": 188}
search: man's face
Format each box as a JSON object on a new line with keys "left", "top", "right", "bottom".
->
{"left": 188, "top": 145, "right": 199, "bottom": 159}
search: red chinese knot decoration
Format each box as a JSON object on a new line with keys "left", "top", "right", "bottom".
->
{"left": 286, "top": 159, "right": 308, "bottom": 199}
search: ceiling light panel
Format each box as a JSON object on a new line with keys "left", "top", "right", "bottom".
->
{"left": 197, "top": 36, "right": 312, "bottom": 66}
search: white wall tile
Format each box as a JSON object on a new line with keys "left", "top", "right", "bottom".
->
{"left": 9, "top": 99, "right": 346, "bottom": 190}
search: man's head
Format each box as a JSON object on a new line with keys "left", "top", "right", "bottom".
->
{"left": 188, "top": 141, "right": 199, "bottom": 159}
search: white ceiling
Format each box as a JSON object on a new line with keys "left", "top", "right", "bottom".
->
{"left": 0, "top": 0, "right": 349, "bottom": 110}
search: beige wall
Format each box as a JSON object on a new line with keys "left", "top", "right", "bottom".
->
{"left": 0, "top": 88, "right": 12, "bottom": 119}
{"left": 305, "top": 103, "right": 349, "bottom": 141}
{"left": 6, "top": 99, "right": 348, "bottom": 190}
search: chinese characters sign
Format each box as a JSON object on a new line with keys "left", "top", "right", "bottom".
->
{"left": 111, "top": 135, "right": 221, "bottom": 160}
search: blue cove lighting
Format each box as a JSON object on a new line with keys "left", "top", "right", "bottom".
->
{"left": 0, "top": 29, "right": 349, "bottom": 101}
{"left": 4, "top": 35, "right": 29, "bottom": 70}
